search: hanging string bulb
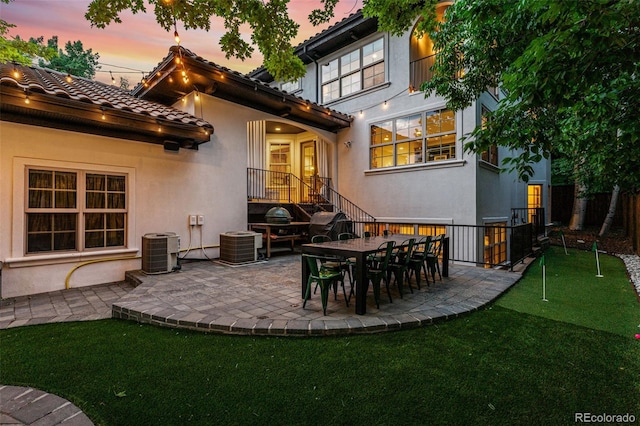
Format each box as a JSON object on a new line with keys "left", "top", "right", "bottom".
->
{"left": 66, "top": 73, "right": 72, "bottom": 83}
{"left": 110, "top": 71, "right": 115, "bottom": 84}
{"left": 24, "top": 89, "right": 30, "bottom": 104}
{"left": 12, "top": 65, "right": 20, "bottom": 79}
{"left": 173, "top": 16, "right": 180, "bottom": 45}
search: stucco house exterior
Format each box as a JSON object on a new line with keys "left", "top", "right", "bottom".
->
{"left": 1, "top": 6, "right": 549, "bottom": 298}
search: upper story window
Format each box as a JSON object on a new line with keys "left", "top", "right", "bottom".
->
{"left": 26, "top": 168, "right": 127, "bottom": 254}
{"left": 281, "top": 79, "right": 301, "bottom": 93}
{"left": 370, "top": 108, "right": 456, "bottom": 169}
{"left": 409, "top": 3, "right": 452, "bottom": 90}
{"left": 480, "top": 107, "right": 498, "bottom": 166}
{"left": 321, "top": 38, "right": 385, "bottom": 103}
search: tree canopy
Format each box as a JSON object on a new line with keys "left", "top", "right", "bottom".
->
{"left": 39, "top": 36, "right": 100, "bottom": 79}
{"left": 85, "top": 0, "right": 344, "bottom": 82}
{"left": 0, "top": 0, "right": 56, "bottom": 65}
{"left": 417, "top": 0, "right": 639, "bottom": 192}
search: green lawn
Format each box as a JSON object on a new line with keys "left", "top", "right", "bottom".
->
{"left": 1, "top": 247, "right": 639, "bottom": 425}
{"left": 497, "top": 246, "right": 639, "bottom": 337}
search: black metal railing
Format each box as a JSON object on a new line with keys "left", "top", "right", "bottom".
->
{"left": 247, "top": 168, "right": 376, "bottom": 235}
{"left": 410, "top": 53, "right": 463, "bottom": 90}
{"left": 446, "top": 223, "right": 533, "bottom": 270}
{"left": 511, "top": 208, "right": 545, "bottom": 237}
{"left": 370, "top": 221, "right": 534, "bottom": 270}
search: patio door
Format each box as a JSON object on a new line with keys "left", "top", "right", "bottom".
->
{"left": 300, "top": 141, "right": 318, "bottom": 203}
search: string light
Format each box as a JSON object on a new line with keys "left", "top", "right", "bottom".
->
{"left": 65, "top": 73, "right": 72, "bottom": 83}
{"left": 12, "top": 65, "right": 19, "bottom": 79}
{"left": 174, "top": 30, "right": 180, "bottom": 44}
{"left": 101, "top": 108, "right": 106, "bottom": 120}
{"left": 110, "top": 71, "right": 115, "bottom": 84}
{"left": 24, "top": 90, "right": 30, "bottom": 104}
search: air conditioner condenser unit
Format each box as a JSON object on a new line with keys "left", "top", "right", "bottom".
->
{"left": 142, "top": 232, "right": 180, "bottom": 274}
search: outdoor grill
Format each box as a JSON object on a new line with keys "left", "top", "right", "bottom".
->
{"left": 309, "top": 211, "right": 353, "bottom": 240}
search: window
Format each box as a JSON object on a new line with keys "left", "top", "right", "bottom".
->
{"left": 480, "top": 107, "right": 498, "bottom": 166}
{"left": 370, "top": 108, "right": 456, "bottom": 169}
{"left": 26, "top": 168, "right": 127, "bottom": 254}
{"left": 269, "top": 143, "right": 291, "bottom": 185}
{"left": 281, "top": 79, "right": 301, "bottom": 93}
{"left": 321, "top": 38, "right": 385, "bottom": 103}
{"left": 484, "top": 222, "right": 507, "bottom": 267}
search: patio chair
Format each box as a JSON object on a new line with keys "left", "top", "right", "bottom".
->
{"left": 303, "top": 254, "right": 348, "bottom": 315}
{"left": 311, "top": 234, "right": 344, "bottom": 300}
{"left": 426, "top": 234, "right": 444, "bottom": 282}
{"left": 388, "top": 238, "right": 415, "bottom": 298}
{"left": 365, "top": 241, "right": 396, "bottom": 308}
{"left": 337, "top": 232, "right": 357, "bottom": 287}
{"left": 408, "top": 236, "right": 431, "bottom": 289}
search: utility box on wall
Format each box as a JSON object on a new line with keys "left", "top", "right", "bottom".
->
{"left": 142, "top": 232, "right": 180, "bottom": 274}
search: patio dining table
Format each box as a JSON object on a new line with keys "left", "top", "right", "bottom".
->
{"left": 301, "top": 234, "right": 423, "bottom": 315}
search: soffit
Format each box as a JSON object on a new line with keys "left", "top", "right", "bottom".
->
{"left": 133, "top": 46, "right": 353, "bottom": 134}
{"left": 0, "top": 63, "right": 214, "bottom": 148}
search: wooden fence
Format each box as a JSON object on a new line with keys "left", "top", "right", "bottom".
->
{"left": 622, "top": 193, "right": 640, "bottom": 254}
{"left": 551, "top": 185, "right": 623, "bottom": 227}
{"left": 552, "top": 186, "right": 639, "bottom": 254}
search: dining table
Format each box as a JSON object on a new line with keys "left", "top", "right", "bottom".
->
{"left": 301, "top": 234, "right": 424, "bottom": 315}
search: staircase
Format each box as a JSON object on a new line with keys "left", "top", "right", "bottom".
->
{"left": 247, "top": 168, "right": 375, "bottom": 234}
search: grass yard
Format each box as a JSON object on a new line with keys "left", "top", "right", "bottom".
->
{"left": 497, "top": 246, "right": 639, "bottom": 337}
{"left": 1, "top": 247, "right": 639, "bottom": 425}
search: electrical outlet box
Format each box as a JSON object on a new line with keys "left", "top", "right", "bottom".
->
{"left": 197, "top": 215, "right": 205, "bottom": 226}
{"left": 189, "top": 215, "right": 197, "bottom": 226}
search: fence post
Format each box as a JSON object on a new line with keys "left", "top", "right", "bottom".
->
{"left": 442, "top": 237, "right": 449, "bottom": 277}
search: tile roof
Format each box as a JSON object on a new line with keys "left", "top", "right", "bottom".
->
{"left": 134, "top": 46, "right": 352, "bottom": 133}
{"left": 0, "top": 63, "right": 213, "bottom": 131}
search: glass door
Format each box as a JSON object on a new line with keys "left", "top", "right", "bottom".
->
{"left": 300, "top": 141, "right": 318, "bottom": 203}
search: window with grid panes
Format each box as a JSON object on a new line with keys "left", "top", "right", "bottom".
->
{"left": 321, "top": 38, "right": 384, "bottom": 103}
{"left": 370, "top": 108, "right": 456, "bottom": 169}
{"left": 26, "top": 168, "right": 127, "bottom": 254}
{"left": 480, "top": 107, "right": 498, "bottom": 166}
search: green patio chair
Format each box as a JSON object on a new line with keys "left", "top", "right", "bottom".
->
{"left": 310, "top": 235, "right": 343, "bottom": 296}
{"left": 303, "top": 254, "right": 348, "bottom": 315}
{"left": 365, "top": 241, "right": 396, "bottom": 308}
{"left": 388, "top": 238, "right": 415, "bottom": 298}
{"left": 408, "top": 236, "right": 432, "bottom": 289}
{"left": 426, "top": 234, "right": 444, "bottom": 282}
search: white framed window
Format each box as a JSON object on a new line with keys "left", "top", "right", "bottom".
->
{"left": 281, "top": 79, "right": 301, "bottom": 93}
{"left": 268, "top": 142, "right": 291, "bottom": 185}
{"left": 370, "top": 108, "right": 456, "bottom": 169}
{"left": 480, "top": 106, "right": 498, "bottom": 166}
{"left": 321, "top": 38, "right": 385, "bottom": 103}
{"left": 25, "top": 167, "right": 127, "bottom": 254}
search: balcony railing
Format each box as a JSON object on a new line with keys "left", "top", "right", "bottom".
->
{"left": 511, "top": 208, "right": 545, "bottom": 237}
{"left": 365, "top": 221, "right": 534, "bottom": 270}
{"left": 410, "top": 53, "right": 464, "bottom": 90}
{"left": 247, "top": 168, "right": 376, "bottom": 235}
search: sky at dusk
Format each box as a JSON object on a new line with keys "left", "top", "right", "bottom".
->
{"left": 1, "top": 0, "right": 362, "bottom": 85}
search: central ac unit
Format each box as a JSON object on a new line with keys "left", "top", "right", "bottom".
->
{"left": 220, "top": 231, "right": 262, "bottom": 264}
{"left": 142, "top": 232, "right": 180, "bottom": 274}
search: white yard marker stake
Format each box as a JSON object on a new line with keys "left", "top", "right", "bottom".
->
{"left": 540, "top": 255, "right": 548, "bottom": 301}
{"left": 593, "top": 241, "right": 603, "bottom": 278}
{"left": 560, "top": 230, "right": 568, "bottom": 255}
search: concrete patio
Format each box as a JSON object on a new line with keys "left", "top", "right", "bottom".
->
{"left": 112, "top": 252, "right": 529, "bottom": 336}
{"left": 1, "top": 252, "right": 531, "bottom": 336}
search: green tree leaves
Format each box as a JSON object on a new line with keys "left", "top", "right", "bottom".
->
{"left": 417, "top": 0, "right": 639, "bottom": 192}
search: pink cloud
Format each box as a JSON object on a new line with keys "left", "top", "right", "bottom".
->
{"left": 2, "top": 0, "right": 362, "bottom": 84}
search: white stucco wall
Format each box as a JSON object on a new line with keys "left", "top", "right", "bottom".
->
{"left": 0, "top": 92, "right": 337, "bottom": 297}
{"left": 297, "top": 28, "right": 550, "bottom": 228}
